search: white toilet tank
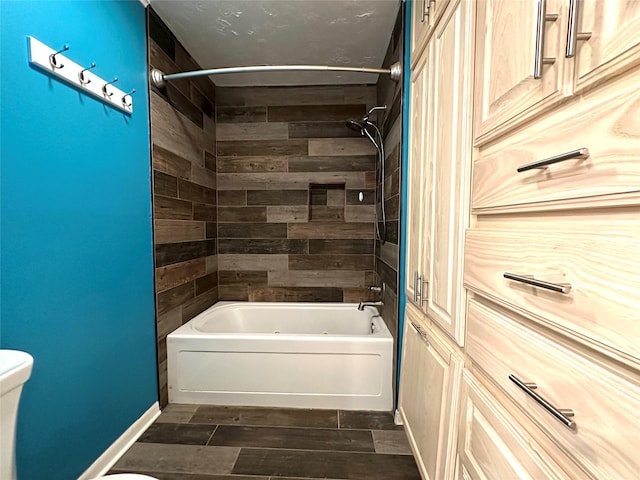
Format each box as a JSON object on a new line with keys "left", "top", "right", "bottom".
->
{"left": 0, "top": 350, "right": 34, "bottom": 480}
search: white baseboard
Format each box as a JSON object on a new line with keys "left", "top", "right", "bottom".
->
{"left": 78, "top": 402, "right": 160, "bottom": 480}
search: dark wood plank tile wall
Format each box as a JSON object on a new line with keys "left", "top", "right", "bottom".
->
{"left": 376, "top": 7, "right": 405, "bottom": 398}
{"left": 215, "top": 84, "right": 381, "bottom": 304}
{"left": 148, "top": 6, "right": 404, "bottom": 407}
{"left": 148, "top": 8, "right": 218, "bottom": 406}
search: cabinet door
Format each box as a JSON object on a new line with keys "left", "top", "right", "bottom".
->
{"left": 399, "top": 306, "right": 462, "bottom": 480}
{"left": 411, "top": 0, "right": 431, "bottom": 61}
{"left": 423, "top": 0, "right": 471, "bottom": 345}
{"left": 473, "top": 0, "right": 564, "bottom": 145}
{"left": 405, "top": 53, "right": 429, "bottom": 306}
{"left": 431, "top": 0, "right": 451, "bottom": 25}
{"left": 572, "top": 0, "right": 640, "bottom": 93}
{"left": 411, "top": 0, "right": 452, "bottom": 63}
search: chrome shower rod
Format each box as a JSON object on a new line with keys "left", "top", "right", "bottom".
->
{"left": 150, "top": 62, "right": 402, "bottom": 88}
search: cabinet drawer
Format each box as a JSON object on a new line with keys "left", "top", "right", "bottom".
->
{"left": 466, "top": 299, "right": 640, "bottom": 480}
{"left": 472, "top": 76, "right": 640, "bottom": 213}
{"left": 458, "top": 370, "right": 573, "bottom": 480}
{"left": 464, "top": 228, "right": 640, "bottom": 367}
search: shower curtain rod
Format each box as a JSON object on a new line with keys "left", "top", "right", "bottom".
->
{"left": 150, "top": 61, "right": 402, "bottom": 88}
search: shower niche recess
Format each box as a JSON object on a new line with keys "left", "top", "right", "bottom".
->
{"left": 309, "top": 183, "right": 346, "bottom": 222}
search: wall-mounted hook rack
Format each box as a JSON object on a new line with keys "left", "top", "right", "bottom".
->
{"left": 27, "top": 36, "right": 133, "bottom": 114}
{"left": 49, "top": 44, "right": 69, "bottom": 69}
{"left": 78, "top": 62, "right": 96, "bottom": 85}
{"left": 102, "top": 77, "right": 119, "bottom": 97}
{"left": 122, "top": 89, "right": 136, "bottom": 108}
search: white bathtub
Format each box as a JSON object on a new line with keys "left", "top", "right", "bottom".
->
{"left": 167, "top": 302, "right": 393, "bottom": 411}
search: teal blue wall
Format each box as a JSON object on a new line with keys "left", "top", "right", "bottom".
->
{"left": 397, "top": 0, "right": 412, "bottom": 396}
{"left": 0, "top": 2, "right": 158, "bottom": 479}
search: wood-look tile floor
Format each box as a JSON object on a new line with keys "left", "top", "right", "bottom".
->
{"left": 110, "top": 405, "right": 420, "bottom": 480}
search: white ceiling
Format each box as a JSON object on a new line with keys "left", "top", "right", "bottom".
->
{"left": 148, "top": 0, "right": 401, "bottom": 86}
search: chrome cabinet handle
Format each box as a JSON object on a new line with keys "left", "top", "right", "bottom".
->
{"left": 516, "top": 147, "right": 589, "bottom": 172}
{"left": 534, "top": 0, "right": 559, "bottom": 79}
{"left": 504, "top": 272, "right": 571, "bottom": 294}
{"left": 420, "top": 277, "right": 428, "bottom": 306}
{"left": 410, "top": 321, "right": 429, "bottom": 345}
{"left": 421, "top": 0, "right": 429, "bottom": 22}
{"left": 413, "top": 272, "right": 423, "bottom": 303}
{"left": 566, "top": 0, "right": 592, "bottom": 57}
{"left": 509, "top": 374, "right": 576, "bottom": 430}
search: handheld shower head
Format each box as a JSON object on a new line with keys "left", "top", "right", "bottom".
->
{"left": 346, "top": 118, "right": 376, "bottom": 145}
{"left": 346, "top": 119, "right": 365, "bottom": 134}
{"left": 344, "top": 105, "right": 388, "bottom": 244}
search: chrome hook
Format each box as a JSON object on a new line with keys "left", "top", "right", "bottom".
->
{"left": 49, "top": 44, "right": 69, "bottom": 69}
{"left": 122, "top": 89, "right": 136, "bottom": 108}
{"left": 78, "top": 62, "right": 96, "bottom": 85}
{"left": 102, "top": 77, "right": 118, "bottom": 97}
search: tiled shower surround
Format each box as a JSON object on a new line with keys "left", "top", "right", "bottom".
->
{"left": 148, "top": 9, "right": 219, "bottom": 405}
{"left": 214, "top": 86, "right": 380, "bottom": 303}
{"left": 148, "top": 7, "right": 404, "bottom": 406}
{"left": 376, "top": 9, "right": 404, "bottom": 362}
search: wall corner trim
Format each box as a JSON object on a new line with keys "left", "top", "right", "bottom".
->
{"left": 77, "top": 402, "right": 160, "bottom": 479}
{"left": 139, "top": 0, "right": 150, "bottom": 6}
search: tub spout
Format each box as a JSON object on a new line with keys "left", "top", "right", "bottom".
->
{"left": 358, "top": 301, "right": 384, "bottom": 311}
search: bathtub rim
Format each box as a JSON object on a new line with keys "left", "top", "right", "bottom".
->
{"left": 168, "top": 301, "right": 392, "bottom": 340}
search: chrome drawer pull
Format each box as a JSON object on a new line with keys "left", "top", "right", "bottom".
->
{"left": 566, "top": 0, "right": 592, "bottom": 57}
{"left": 517, "top": 147, "right": 589, "bottom": 172}
{"left": 410, "top": 321, "right": 429, "bottom": 345}
{"left": 533, "top": 0, "right": 558, "bottom": 79}
{"left": 509, "top": 374, "right": 576, "bottom": 430}
{"left": 504, "top": 272, "right": 571, "bottom": 294}
{"left": 410, "top": 321, "right": 423, "bottom": 335}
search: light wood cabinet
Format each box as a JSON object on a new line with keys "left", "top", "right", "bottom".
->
{"left": 405, "top": 0, "right": 473, "bottom": 346}
{"left": 463, "top": 0, "right": 640, "bottom": 477}
{"left": 401, "top": 0, "right": 639, "bottom": 478}
{"left": 473, "top": 0, "right": 564, "bottom": 144}
{"left": 457, "top": 370, "right": 574, "bottom": 480}
{"left": 474, "top": 0, "right": 640, "bottom": 145}
{"left": 464, "top": 226, "right": 640, "bottom": 368}
{"left": 422, "top": 0, "right": 472, "bottom": 344}
{"left": 405, "top": 52, "right": 429, "bottom": 306}
{"left": 402, "top": 3, "right": 472, "bottom": 477}
{"left": 466, "top": 298, "right": 640, "bottom": 480}
{"left": 472, "top": 70, "right": 640, "bottom": 214}
{"left": 572, "top": 0, "right": 640, "bottom": 93}
{"left": 411, "top": 0, "right": 452, "bottom": 63}
{"left": 399, "top": 304, "right": 462, "bottom": 480}
{"left": 411, "top": 0, "right": 431, "bottom": 61}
